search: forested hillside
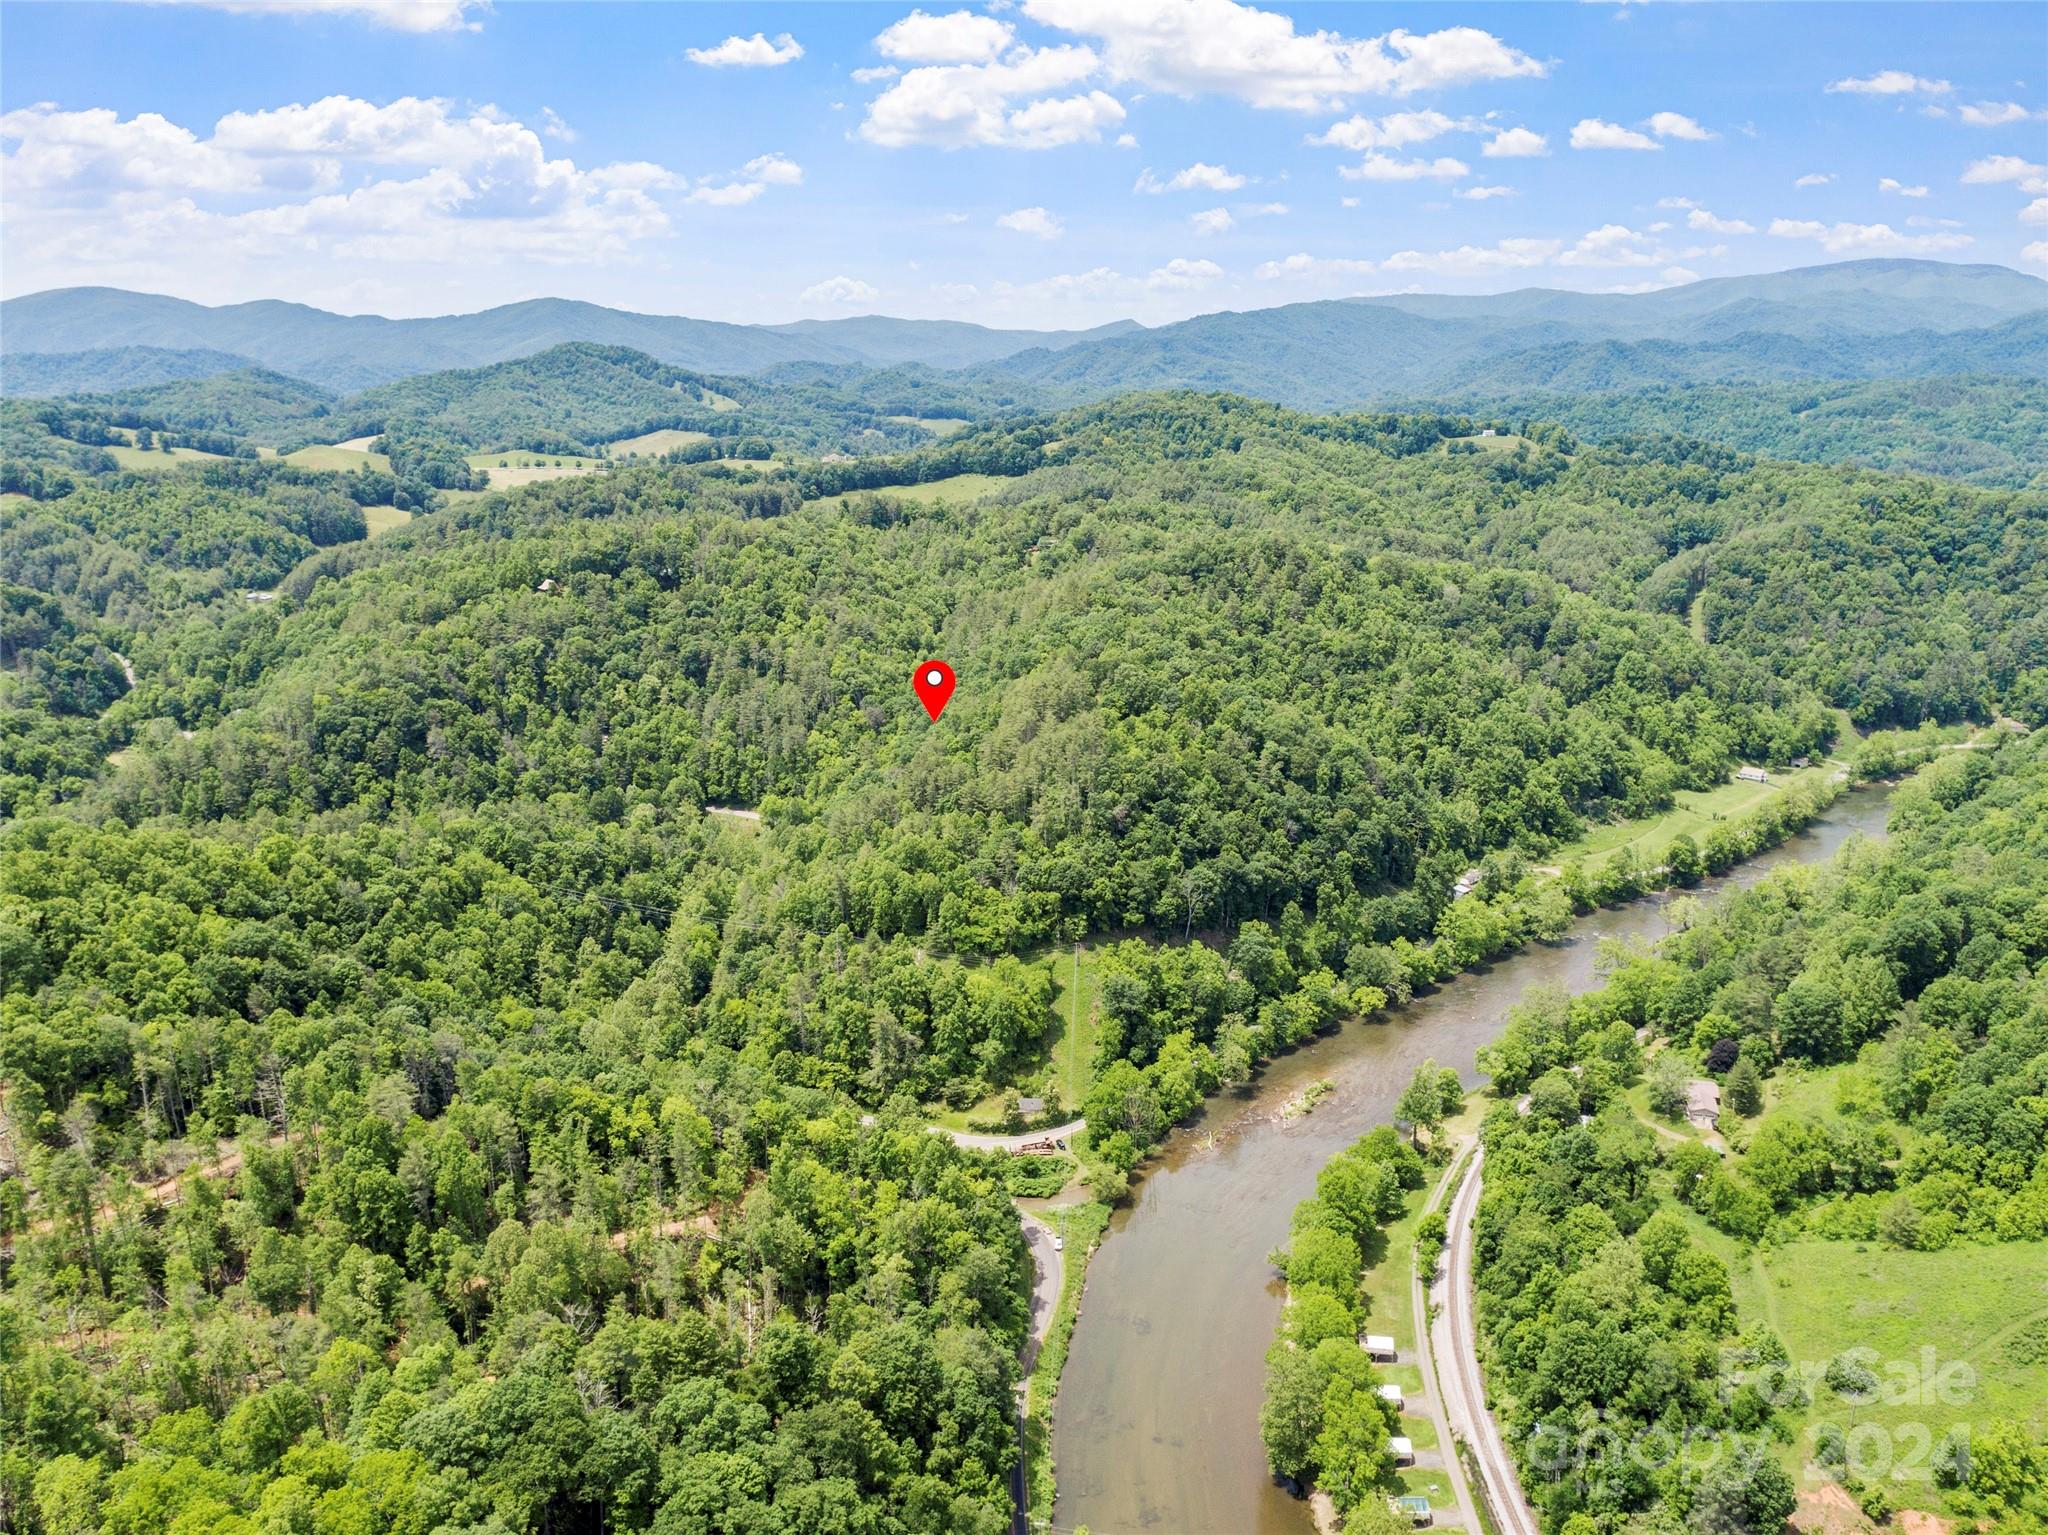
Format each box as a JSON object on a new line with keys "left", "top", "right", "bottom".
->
{"left": 5, "top": 385, "right": 2048, "bottom": 1535}
{"left": 1470, "top": 732, "right": 2048, "bottom": 1531}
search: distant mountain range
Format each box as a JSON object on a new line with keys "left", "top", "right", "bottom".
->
{"left": 3, "top": 259, "right": 2044, "bottom": 409}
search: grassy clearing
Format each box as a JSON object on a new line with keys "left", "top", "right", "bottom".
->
{"left": 1548, "top": 763, "right": 1837, "bottom": 867}
{"left": 465, "top": 451, "right": 607, "bottom": 469}
{"left": 931, "top": 942, "right": 1106, "bottom": 1130}
{"left": 813, "top": 472, "right": 1013, "bottom": 512}
{"left": 362, "top": 505, "right": 413, "bottom": 538}
{"left": 283, "top": 444, "right": 391, "bottom": 472}
{"left": 1021, "top": 1200, "right": 1112, "bottom": 1522}
{"left": 1, "top": 492, "right": 34, "bottom": 510}
{"left": 606, "top": 428, "right": 710, "bottom": 456}
{"left": 701, "top": 389, "right": 740, "bottom": 413}
{"left": 1444, "top": 432, "right": 1533, "bottom": 456}
{"left": 886, "top": 414, "right": 972, "bottom": 437}
{"left": 106, "top": 444, "right": 228, "bottom": 471}
{"left": 480, "top": 464, "right": 609, "bottom": 488}
{"left": 333, "top": 435, "right": 382, "bottom": 453}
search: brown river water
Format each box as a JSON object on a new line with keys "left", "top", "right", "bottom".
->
{"left": 1049, "top": 784, "right": 1896, "bottom": 1535}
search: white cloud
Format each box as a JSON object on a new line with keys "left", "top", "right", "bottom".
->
{"left": 1645, "top": 111, "right": 1712, "bottom": 141}
{"left": 874, "top": 9, "right": 1015, "bottom": 64}
{"left": 2022, "top": 197, "right": 2048, "bottom": 226}
{"left": 687, "top": 153, "right": 803, "bottom": 206}
{"left": 686, "top": 32, "right": 804, "bottom": 68}
{"left": 1454, "top": 184, "right": 1516, "bottom": 200}
{"left": 1135, "top": 161, "right": 1249, "bottom": 192}
{"left": 800, "top": 275, "right": 880, "bottom": 305}
{"left": 1962, "top": 154, "right": 2048, "bottom": 193}
{"left": 1767, "top": 217, "right": 1972, "bottom": 254}
{"left": 859, "top": 44, "right": 1125, "bottom": 149}
{"left": 1115, "top": 132, "right": 1139, "bottom": 148}
{"left": 0, "top": 96, "right": 683, "bottom": 290}
{"left": 1242, "top": 200, "right": 1289, "bottom": 216}
{"left": 997, "top": 204, "right": 1064, "bottom": 238}
{"left": 1482, "top": 126, "right": 1548, "bottom": 158}
{"left": 1571, "top": 118, "right": 1660, "bottom": 151}
{"left": 1341, "top": 152, "right": 1469, "bottom": 182}
{"left": 1556, "top": 223, "right": 1662, "bottom": 267}
{"left": 1147, "top": 256, "right": 1223, "bottom": 289}
{"left": 538, "top": 107, "right": 575, "bottom": 144}
{"left": 1192, "top": 206, "right": 1234, "bottom": 234}
{"left": 851, "top": 66, "right": 900, "bottom": 84}
{"left": 1877, "top": 177, "right": 1929, "bottom": 197}
{"left": 1381, "top": 236, "right": 1562, "bottom": 274}
{"left": 1687, "top": 206, "right": 1754, "bottom": 234}
{"left": 146, "top": 0, "right": 484, "bottom": 31}
{"left": 1794, "top": 172, "right": 1833, "bottom": 187}
{"left": 1312, "top": 109, "right": 1465, "bottom": 150}
{"left": 2024, "top": 240, "right": 2048, "bottom": 267}
{"left": 1827, "top": 70, "right": 1951, "bottom": 96}
{"left": 1959, "top": 101, "right": 2045, "bottom": 127}
{"left": 1906, "top": 214, "right": 1964, "bottom": 229}
{"left": 1017, "top": 0, "right": 1544, "bottom": 111}
{"left": 1254, "top": 251, "right": 1375, "bottom": 279}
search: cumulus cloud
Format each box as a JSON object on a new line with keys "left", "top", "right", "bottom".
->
{"left": 1483, "top": 126, "right": 1548, "bottom": 157}
{"left": 1645, "top": 111, "right": 1712, "bottom": 140}
{"left": 1794, "top": 172, "right": 1834, "bottom": 187}
{"left": 1962, "top": 154, "right": 2048, "bottom": 193}
{"left": 1254, "top": 251, "right": 1376, "bottom": 279}
{"left": 1191, "top": 206, "right": 1234, "bottom": 234}
{"left": 686, "top": 32, "right": 804, "bottom": 68}
{"left": 1312, "top": 109, "right": 1467, "bottom": 150}
{"left": 1828, "top": 70, "right": 1951, "bottom": 96}
{"left": 1906, "top": 214, "right": 1964, "bottom": 229}
{"left": 1147, "top": 256, "right": 1223, "bottom": 289}
{"left": 800, "top": 275, "right": 880, "bottom": 305}
{"left": 1556, "top": 223, "right": 1664, "bottom": 267}
{"left": 1381, "top": 236, "right": 1562, "bottom": 274}
{"left": 0, "top": 96, "right": 685, "bottom": 293}
{"left": 997, "top": 204, "right": 1064, "bottom": 238}
{"left": 2023, "top": 197, "right": 2048, "bottom": 226}
{"left": 1455, "top": 184, "right": 1516, "bottom": 200}
{"left": 1242, "top": 200, "right": 1290, "bottom": 216}
{"left": 686, "top": 153, "right": 803, "bottom": 205}
{"left": 859, "top": 44, "right": 1124, "bottom": 148}
{"left": 2024, "top": 240, "right": 2048, "bottom": 267}
{"left": 1340, "top": 153, "right": 1469, "bottom": 181}
{"left": 1877, "top": 177, "right": 1928, "bottom": 197}
{"left": 1571, "top": 118, "right": 1660, "bottom": 151}
{"left": 874, "top": 9, "right": 1015, "bottom": 63}
{"left": 1767, "top": 217, "right": 1972, "bottom": 254}
{"left": 1135, "top": 161, "right": 1248, "bottom": 192}
{"left": 1017, "top": 0, "right": 1544, "bottom": 111}
{"left": 1958, "top": 101, "right": 2045, "bottom": 126}
{"left": 1679, "top": 204, "right": 1754, "bottom": 234}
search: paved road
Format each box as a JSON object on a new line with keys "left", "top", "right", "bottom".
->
{"left": 1012, "top": 1210, "right": 1068, "bottom": 1535}
{"left": 1438, "top": 1145, "right": 1542, "bottom": 1535}
{"left": 946, "top": 1118, "right": 1086, "bottom": 1153}
{"left": 1411, "top": 1143, "right": 1483, "bottom": 1533}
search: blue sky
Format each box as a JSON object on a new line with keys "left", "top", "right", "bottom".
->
{"left": 2, "top": 0, "right": 2044, "bottom": 326}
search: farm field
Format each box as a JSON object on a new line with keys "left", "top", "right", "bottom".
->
{"left": 477, "top": 463, "right": 608, "bottom": 487}
{"left": 886, "top": 414, "right": 971, "bottom": 437}
{"left": 465, "top": 450, "right": 607, "bottom": 469}
{"left": 362, "top": 504, "right": 412, "bottom": 537}
{"left": 282, "top": 443, "right": 390, "bottom": 472}
{"left": 106, "top": 443, "right": 227, "bottom": 470}
{"left": 812, "top": 471, "right": 1013, "bottom": 512}
{"left": 607, "top": 427, "right": 710, "bottom": 455}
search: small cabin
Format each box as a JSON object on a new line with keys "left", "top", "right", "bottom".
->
{"left": 537, "top": 578, "right": 556, "bottom": 593}
{"left": 1376, "top": 1383, "right": 1405, "bottom": 1410}
{"left": 1393, "top": 1495, "right": 1433, "bottom": 1527}
{"left": 1362, "top": 1334, "right": 1397, "bottom": 1361}
{"left": 1685, "top": 1079, "right": 1721, "bottom": 1130}
{"left": 1735, "top": 766, "right": 1768, "bottom": 783}
{"left": 1016, "top": 1096, "right": 1046, "bottom": 1119}
{"left": 1389, "top": 1436, "right": 1415, "bottom": 1465}
{"left": 1791, "top": 756, "right": 1812, "bottom": 769}
{"left": 1478, "top": 427, "right": 1498, "bottom": 437}
{"left": 1452, "top": 868, "right": 1484, "bottom": 899}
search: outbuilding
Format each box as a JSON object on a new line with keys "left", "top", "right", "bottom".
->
{"left": 1377, "top": 1383, "right": 1405, "bottom": 1410}
{"left": 1363, "top": 1334, "right": 1398, "bottom": 1360}
{"left": 1389, "top": 1436, "right": 1415, "bottom": 1465}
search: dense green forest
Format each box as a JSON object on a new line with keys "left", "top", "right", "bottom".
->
{"left": 1468, "top": 735, "right": 2048, "bottom": 1532}
{"left": 6, "top": 379, "right": 2048, "bottom": 1535}
{"left": 1441, "top": 377, "right": 2048, "bottom": 489}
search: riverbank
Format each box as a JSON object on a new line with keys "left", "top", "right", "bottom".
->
{"left": 1020, "top": 1199, "right": 1111, "bottom": 1529}
{"left": 1050, "top": 783, "right": 1899, "bottom": 1534}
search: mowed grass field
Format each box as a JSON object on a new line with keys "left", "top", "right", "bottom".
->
{"left": 107, "top": 443, "right": 229, "bottom": 471}
{"left": 465, "top": 451, "right": 606, "bottom": 469}
{"left": 607, "top": 428, "right": 710, "bottom": 456}
{"left": 812, "top": 471, "right": 1013, "bottom": 512}
{"left": 283, "top": 443, "right": 391, "bottom": 472}
{"left": 885, "top": 414, "right": 972, "bottom": 438}
{"left": 363, "top": 505, "right": 413, "bottom": 537}
{"left": 1547, "top": 763, "right": 1838, "bottom": 867}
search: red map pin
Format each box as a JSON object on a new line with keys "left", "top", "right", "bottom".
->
{"left": 913, "top": 660, "right": 956, "bottom": 720}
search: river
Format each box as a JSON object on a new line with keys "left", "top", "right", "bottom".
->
{"left": 1049, "top": 783, "right": 1895, "bottom": 1535}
